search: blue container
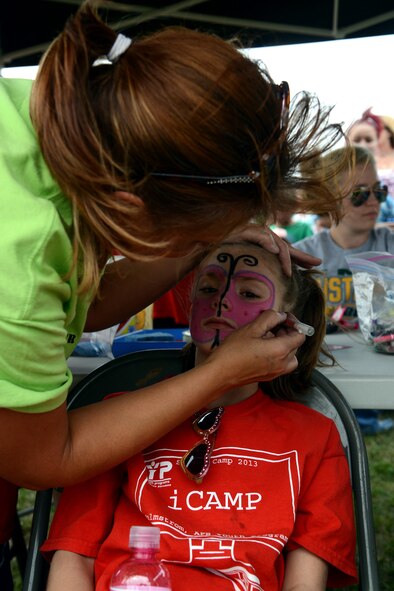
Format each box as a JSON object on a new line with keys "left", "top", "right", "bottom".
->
{"left": 112, "top": 329, "right": 188, "bottom": 358}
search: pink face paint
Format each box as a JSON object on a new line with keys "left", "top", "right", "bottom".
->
{"left": 190, "top": 262, "right": 276, "bottom": 346}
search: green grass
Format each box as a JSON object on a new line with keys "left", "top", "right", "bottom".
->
{"left": 364, "top": 414, "right": 394, "bottom": 590}
{"left": 11, "top": 414, "right": 394, "bottom": 591}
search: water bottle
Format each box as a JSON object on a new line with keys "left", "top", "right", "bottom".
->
{"left": 110, "top": 526, "right": 172, "bottom": 590}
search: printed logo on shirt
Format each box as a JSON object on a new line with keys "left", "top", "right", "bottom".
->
{"left": 66, "top": 333, "right": 77, "bottom": 344}
{"left": 168, "top": 488, "right": 262, "bottom": 511}
{"left": 318, "top": 269, "right": 355, "bottom": 308}
{"left": 147, "top": 459, "right": 173, "bottom": 487}
{"left": 136, "top": 445, "right": 301, "bottom": 590}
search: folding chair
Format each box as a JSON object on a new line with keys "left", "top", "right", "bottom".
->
{"left": 308, "top": 370, "right": 380, "bottom": 590}
{"left": 22, "top": 349, "right": 185, "bottom": 591}
{"left": 22, "top": 349, "right": 380, "bottom": 591}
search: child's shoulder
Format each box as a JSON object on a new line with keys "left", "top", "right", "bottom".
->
{"left": 270, "top": 394, "right": 337, "bottom": 432}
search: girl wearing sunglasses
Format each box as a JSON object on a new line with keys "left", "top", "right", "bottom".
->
{"left": 42, "top": 242, "right": 357, "bottom": 591}
{"left": 294, "top": 145, "right": 394, "bottom": 324}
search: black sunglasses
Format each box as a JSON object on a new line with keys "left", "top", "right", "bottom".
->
{"left": 180, "top": 407, "right": 224, "bottom": 483}
{"left": 350, "top": 184, "right": 388, "bottom": 207}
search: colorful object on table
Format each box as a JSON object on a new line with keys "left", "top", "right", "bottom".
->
{"left": 112, "top": 329, "right": 188, "bottom": 358}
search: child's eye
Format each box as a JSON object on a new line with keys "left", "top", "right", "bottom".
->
{"left": 199, "top": 286, "right": 218, "bottom": 294}
{"left": 240, "top": 289, "right": 260, "bottom": 299}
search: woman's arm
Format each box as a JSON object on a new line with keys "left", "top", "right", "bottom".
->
{"left": 85, "top": 253, "right": 202, "bottom": 331}
{"left": 0, "top": 309, "right": 304, "bottom": 489}
{"left": 46, "top": 551, "right": 94, "bottom": 591}
{"left": 282, "top": 548, "right": 328, "bottom": 591}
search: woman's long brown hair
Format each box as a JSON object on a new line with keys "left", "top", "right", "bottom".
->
{"left": 31, "top": 1, "right": 346, "bottom": 294}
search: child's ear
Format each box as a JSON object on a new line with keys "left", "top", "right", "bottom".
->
{"left": 114, "top": 191, "right": 144, "bottom": 209}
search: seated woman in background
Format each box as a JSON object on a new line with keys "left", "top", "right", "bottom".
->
{"left": 41, "top": 240, "right": 357, "bottom": 591}
{"left": 294, "top": 145, "right": 394, "bottom": 435}
{"left": 294, "top": 145, "right": 393, "bottom": 323}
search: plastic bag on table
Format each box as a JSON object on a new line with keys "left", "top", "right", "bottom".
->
{"left": 72, "top": 325, "right": 118, "bottom": 357}
{"left": 346, "top": 251, "right": 394, "bottom": 354}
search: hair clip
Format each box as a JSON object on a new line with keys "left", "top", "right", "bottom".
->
{"left": 92, "top": 33, "right": 132, "bottom": 67}
{"left": 278, "top": 81, "right": 290, "bottom": 134}
{"left": 206, "top": 171, "right": 261, "bottom": 185}
{"left": 151, "top": 171, "right": 260, "bottom": 185}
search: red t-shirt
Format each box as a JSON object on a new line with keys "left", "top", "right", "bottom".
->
{"left": 42, "top": 389, "right": 357, "bottom": 590}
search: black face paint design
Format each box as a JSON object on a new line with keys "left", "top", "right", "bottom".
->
{"left": 210, "top": 252, "right": 258, "bottom": 350}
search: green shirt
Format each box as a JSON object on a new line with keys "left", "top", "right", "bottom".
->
{"left": 0, "top": 78, "right": 90, "bottom": 413}
{"left": 270, "top": 221, "right": 313, "bottom": 244}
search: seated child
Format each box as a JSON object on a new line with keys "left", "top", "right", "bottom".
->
{"left": 42, "top": 241, "right": 357, "bottom": 591}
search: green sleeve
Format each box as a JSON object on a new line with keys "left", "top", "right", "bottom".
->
{"left": 0, "top": 198, "right": 88, "bottom": 413}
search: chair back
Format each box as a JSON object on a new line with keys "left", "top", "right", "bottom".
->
{"left": 310, "top": 369, "right": 380, "bottom": 590}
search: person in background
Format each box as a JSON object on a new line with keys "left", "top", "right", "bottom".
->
{"left": 42, "top": 241, "right": 357, "bottom": 591}
{"left": 152, "top": 274, "right": 193, "bottom": 329}
{"left": 346, "top": 109, "right": 382, "bottom": 154}
{"left": 269, "top": 209, "right": 314, "bottom": 243}
{"left": 375, "top": 114, "right": 394, "bottom": 225}
{"left": 294, "top": 145, "right": 394, "bottom": 435}
{"left": 347, "top": 109, "right": 394, "bottom": 226}
{"left": 313, "top": 212, "right": 332, "bottom": 233}
{"left": 0, "top": 2, "right": 346, "bottom": 587}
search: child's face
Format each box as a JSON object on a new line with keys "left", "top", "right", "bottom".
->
{"left": 190, "top": 244, "right": 286, "bottom": 352}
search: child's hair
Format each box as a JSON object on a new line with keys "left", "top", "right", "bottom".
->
{"left": 185, "top": 243, "right": 334, "bottom": 401}
{"left": 31, "top": 1, "right": 344, "bottom": 293}
{"left": 323, "top": 144, "right": 375, "bottom": 170}
{"left": 320, "top": 145, "right": 376, "bottom": 200}
{"left": 299, "top": 144, "right": 376, "bottom": 213}
{"left": 264, "top": 263, "right": 334, "bottom": 400}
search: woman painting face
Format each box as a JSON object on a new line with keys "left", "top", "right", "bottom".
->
{"left": 190, "top": 243, "right": 285, "bottom": 352}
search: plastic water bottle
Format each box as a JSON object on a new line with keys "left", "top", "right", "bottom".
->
{"left": 110, "top": 526, "right": 172, "bottom": 590}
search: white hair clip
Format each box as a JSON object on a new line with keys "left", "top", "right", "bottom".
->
{"left": 92, "top": 33, "right": 132, "bottom": 67}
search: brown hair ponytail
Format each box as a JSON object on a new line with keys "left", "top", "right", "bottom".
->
{"left": 31, "top": 1, "right": 345, "bottom": 294}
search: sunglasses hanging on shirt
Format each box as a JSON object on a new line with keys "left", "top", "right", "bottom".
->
{"left": 180, "top": 406, "right": 224, "bottom": 483}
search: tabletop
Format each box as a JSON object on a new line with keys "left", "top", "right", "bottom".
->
{"left": 68, "top": 330, "right": 394, "bottom": 410}
{"left": 320, "top": 330, "right": 394, "bottom": 409}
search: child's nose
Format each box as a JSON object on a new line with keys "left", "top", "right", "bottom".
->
{"left": 212, "top": 294, "right": 231, "bottom": 311}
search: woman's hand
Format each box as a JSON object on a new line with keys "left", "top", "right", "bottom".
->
{"left": 205, "top": 310, "right": 306, "bottom": 386}
{"left": 227, "top": 223, "right": 321, "bottom": 276}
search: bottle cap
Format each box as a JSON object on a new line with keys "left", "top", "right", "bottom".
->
{"left": 129, "top": 526, "right": 161, "bottom": 549}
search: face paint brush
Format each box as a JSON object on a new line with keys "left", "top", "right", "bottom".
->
{"left": 283, "top": 317, "right": 315, "bottom": 336}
